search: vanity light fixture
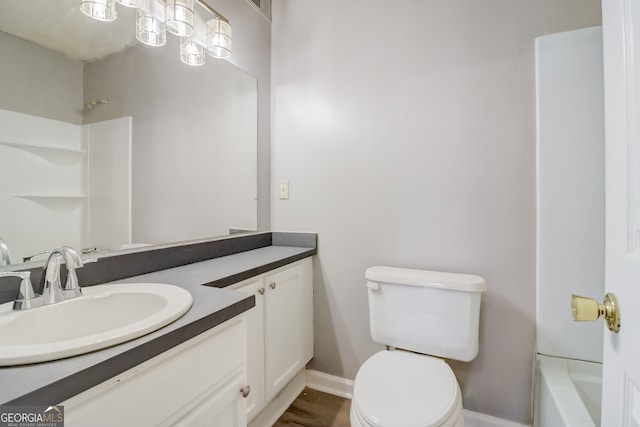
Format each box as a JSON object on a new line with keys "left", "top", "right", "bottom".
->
{"left": 165, "top": 0, "right": 195, "bottom": 37}
{"left": 180, "top": 37, "right": 206, "bottom": 66}
{"left": 79, "top": 0, "right": 231, "bottom": 65}
{"left": 206, "top": 16, "right": 231, "bottom": 59}
{"left": 117, "top": 0, "right": 146, "bottom": 7}
{"left": 80, "top": 0, "right": 118, "bottom": 22}
{"left": 136, "top": 2, "right": 167, "bottom": 46}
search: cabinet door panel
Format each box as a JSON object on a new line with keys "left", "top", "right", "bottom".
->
{"left": 173, "top": 372, "right": 247, "bottom": 427}
{"left": 264, "top": 265, "right": 305, "bottom": 401}
{"left": 64, "top": 320, "right": 245, "bottom": 427}
{"left": 233, "top": 279, "right": 265, "bottom": 422}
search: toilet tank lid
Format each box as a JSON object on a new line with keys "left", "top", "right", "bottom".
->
{"left": 365, "top": 266, "right": 487, "bottom": 292}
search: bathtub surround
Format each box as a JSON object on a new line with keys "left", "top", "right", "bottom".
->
{"left": 533, "top": 26, "right": 605, "bottom": 427}
{"left": 0, "top": 109, "right": 133, "bottom": 263}
{"left": 535, "top": 26, "right": 605, "bottom": 364}
{"left": 270, "top": 0, "right": 601, "bottom": 424}
{"left": 534, "top": 355, "right": 602, "bottom": 427}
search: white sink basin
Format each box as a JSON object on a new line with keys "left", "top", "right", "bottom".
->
{"left": 0, "top": 283, "right": 192, "bottom": 366}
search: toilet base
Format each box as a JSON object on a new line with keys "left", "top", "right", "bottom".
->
{"left": 349, "top": 394, "right": 465, "bottom": 427}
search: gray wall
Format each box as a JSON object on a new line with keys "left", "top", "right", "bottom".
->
{"left": 270, "top": 0, "right": 601, "bottom": 424}
{"left": 0, "top": 32, "right": 83, "bottom": 124}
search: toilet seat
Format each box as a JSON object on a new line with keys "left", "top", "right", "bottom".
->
{"left": 352, "top": 350, "right": 462, "bottom": 427}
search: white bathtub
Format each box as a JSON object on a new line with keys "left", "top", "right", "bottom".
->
{"left": 534, "top": 355, "right": 602, "bottom": 427}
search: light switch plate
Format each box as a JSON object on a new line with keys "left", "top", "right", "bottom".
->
{"left": 279, "top": 180, "right": 289, "bottom": 200}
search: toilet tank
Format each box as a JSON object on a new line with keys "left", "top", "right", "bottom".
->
{"left": 365, "top": 266, "right": 487, "bottom": 362}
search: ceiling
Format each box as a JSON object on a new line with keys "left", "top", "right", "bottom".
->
{"left": 0, "top": 0, "right": 138, "bottom": 62}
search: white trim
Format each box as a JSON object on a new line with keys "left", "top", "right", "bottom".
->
{"left": 464, "top": 410, "right": 531, "bottom": 427}
{"left": 304, "top": 369, "right": 531, "bottom": 427}
{"left": 305, "top": 369, "right": 354, "bottom": 399}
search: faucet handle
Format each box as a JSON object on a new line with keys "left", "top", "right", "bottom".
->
{"left": 0, "top": 271, "right": 39, "bottom": 310}
{"left": 63, "top": 268, "right": 83, "bottom": 298}
{"left": 63, "top": 250, "right": 96, "bottom": 299}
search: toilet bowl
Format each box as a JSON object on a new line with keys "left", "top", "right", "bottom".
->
{"left": 352, "top": 267, "right": 486, "bottom": 427}
{"left": 350, "top": 350, "right": 463, "bottom": 427}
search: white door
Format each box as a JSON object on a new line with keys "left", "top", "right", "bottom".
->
{"left": 602, "top": 0, "right": 640, "bottom": 425}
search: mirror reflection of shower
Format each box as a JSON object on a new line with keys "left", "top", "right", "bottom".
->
{"left": 0, "top": 237, "right": 12, "bottom": 266}
{"left": 84, "top": 98, "right": 108, "bottom": 112}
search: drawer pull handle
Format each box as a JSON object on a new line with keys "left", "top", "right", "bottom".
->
{"left": 258, "top": 287, "right": 265, "bottom": 295}
{"left": 241, "top": 385, "right": 251, "bottom": 398}
{"left": 269, "top": 282, "right": 276, "bottom": 290}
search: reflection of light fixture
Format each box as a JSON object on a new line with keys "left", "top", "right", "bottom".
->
{"left": 180, "top": 38, "right": 206, "bottom": 66}
{"left": 206, "top": 17, "right": 231, "bottom": 59}
{"left": 165, "top": 0, "right": 194, "bottom": 37}
{"left": 136, "top": 5, "right": 166, "bottom": 46}
{"left": 80, "top": 0, "right": 117, "bottom": 21}
{"left": 117, "top": 0, "right": 145, "bottom": 7}
{"left": 79, "top": 0, "right": 232, "bottom": 66}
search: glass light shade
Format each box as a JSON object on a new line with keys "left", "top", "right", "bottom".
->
{"left": 180, "top": 38, "right": 206, "bottom": 66}
{"left": 206, "top": 18, "right": 232, "bottom": 59}
{"left": 136, "top": 9, "right": 166, "bottom": 46}
{"left": 117, "top": 0, "right": 145, "bottom": 7}
{"left": 165, "top": 0, "right": 194, "bottom": 37}
{"left": 79, "top": 0, "right": 117, "bottom": 21}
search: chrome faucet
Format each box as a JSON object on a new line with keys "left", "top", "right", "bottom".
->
{"left": 0, "top": 246, "right": 93, "bottom": 310}
{"left": 41, "top": 246, "right": 85, "bottom": 305}
{"left": 0, "top": 237, "right": 12, "bottom": 266}
{"left": 0, "top": 271, "right": 38, "bottom": 310}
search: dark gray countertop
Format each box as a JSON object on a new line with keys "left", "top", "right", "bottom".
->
{"left": 0, "top": 243, "right": 316, "bottom": 405}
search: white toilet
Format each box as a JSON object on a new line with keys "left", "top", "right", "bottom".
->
{"left": 350, "top": 266, "right": 487, "bottom": 427}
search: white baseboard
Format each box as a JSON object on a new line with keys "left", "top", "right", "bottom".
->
{"left": 304, "top": 369, "right": 531, "bottom": 427}
{"left": 305, "top": 369, "right": 354, "bottom": 399}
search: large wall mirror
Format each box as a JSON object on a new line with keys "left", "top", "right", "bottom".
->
{"left": 0, "top": 0, "right": 257, "bottom": 267}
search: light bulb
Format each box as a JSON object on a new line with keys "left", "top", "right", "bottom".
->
{"left": 80, "top": 0, "right": 118, "bottom": 22}
{"left": 136, "top": 8, "right": 166, "bottom": 46}
{"left": 206, "top": 17, "right": 232, "bottom": 59}
{"left": 166, "top": 0, "right": 194, "bottom": 37}
{"left": 180, "top": 38, "right": 206, "bottom": 66}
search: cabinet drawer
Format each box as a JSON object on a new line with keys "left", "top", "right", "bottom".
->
{"left": 64, "top": 319, "right": 246, "bottom": 427}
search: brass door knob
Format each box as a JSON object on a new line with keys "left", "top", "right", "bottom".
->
{"left": 269, "top": 282, "right": 276, "bottom": 290}
{"left": 571, "top": 292, "right": 621, "bottom": 332}
{"left": 258, "top": 287, "right": 265, "bottom": 295}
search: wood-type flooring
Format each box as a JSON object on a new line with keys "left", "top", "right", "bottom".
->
{"left": 272, "top": 387, "right": 351, "bottom": 427}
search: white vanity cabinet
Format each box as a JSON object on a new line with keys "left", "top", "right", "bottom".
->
{"left": 231, "top": 257, "right": 313, "bottom": 422}
{"left": 60, "top": 256, "right": 313, "bottom": 427}
{"left": 62, "top": 318, "right": 248, "bottom": 427}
